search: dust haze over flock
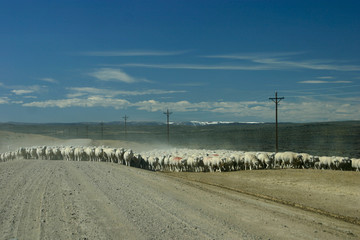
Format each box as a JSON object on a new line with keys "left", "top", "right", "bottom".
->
{"left": 0, "top": 1, "right": 360, "bottom": 123}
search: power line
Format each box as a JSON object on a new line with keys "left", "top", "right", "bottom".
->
{"left": 269, "top": 92, "right": 284, "bottom": 153}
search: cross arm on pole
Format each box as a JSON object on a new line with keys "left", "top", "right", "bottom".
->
{"left": 269, "top": 92, "right": 284, "bottom": 103}
{"left": 269, "top": 92, "right": 284, "bottom": 153}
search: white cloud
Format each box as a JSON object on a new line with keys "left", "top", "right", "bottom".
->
{"left": 172, "top": 82, "right": 206, "bottom": 87}
{"left": 203, "top": 52, "right": 304, "bottom": 60}
{"left": 88, "top": 68, "right": 148, "bottom": 83}
{"left": 67, "top": 87, "right": 186, "bottom": 98}
{"left": 111, "top": 59, "right": 360, "bottom": 72}
{"left": 332, "top": 81, "right": 352, "bottom": 83}
{"left": 298, "top": 80, "right": 352, "bottom": 84}
{"left": 12, "top": 89, "right": 34, "bottom": 95}
{"left": 102, "top": 52, "right": 360, "bottom": 72}
{"left": 66, "top": 87, "right": 112, "bottom": 98}
{"left": 298, "top": 80, "right": 331, "bottom": 84}
{"left": 251, "top": 58, "right": 360, "bottom": 71}
{"left": 23, "top": 96, "right": 38, "bottom": 99}
{"left": 203, "top": 52, "right": 360, "bottom": 72}
{"left": 0, "top": 97, "right": 9, "bottom": 104}
{"left": 279, "top": 100, "right": 360, "bottom": 122}
{"left": 133, "top": 100, "right": 199, "bottom": 112}
{"left": 79, "top": 50, "right": 187, "bottom": 56}
{"left": 39, "top": 78, "right": 58, "bottom": 83}
{"left": 11, "top": 85, "right": 46, "bottom": 96}
{"left": 23, "top": 97, "right": 131, "bottom": 109}
{"left": 110, "top": 63, "right": 275, "bottom": 70}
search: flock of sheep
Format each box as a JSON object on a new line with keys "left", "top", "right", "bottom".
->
{"left": 1, "top": 145, "right": 360, "bottom": 172}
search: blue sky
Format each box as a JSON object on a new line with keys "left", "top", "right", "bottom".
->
{"left": 1, "top": 0, "right": 359, "bottom": 123}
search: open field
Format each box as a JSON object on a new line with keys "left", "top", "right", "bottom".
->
{"left": 0, "top": 130, "right": 359, "bottom": 239}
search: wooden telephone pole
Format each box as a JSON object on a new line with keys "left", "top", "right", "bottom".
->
{"left": 269, "top": 92, "right": 284, "bottom": 153}
{"left": 163, "top": 109, "right": 172, "bottom": 144}
{"left": 123, "top": 115, "right": 129, "bottom": 139}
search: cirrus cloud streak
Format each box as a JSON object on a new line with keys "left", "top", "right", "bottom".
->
{"left": 79, "top": 50, "right": 188, "bottom": 56}
{"left": 88, "top": 68, "right": 149, "bottom": 83}
{"left": 66, "top": 87, "right": 186, "bottom": 98}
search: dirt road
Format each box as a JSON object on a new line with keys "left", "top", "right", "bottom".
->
{"left": 1, "top": 159, "right": 359, "bottom": 240}
{"left": 166, "top": 169, "right": 360, "bottom": 224}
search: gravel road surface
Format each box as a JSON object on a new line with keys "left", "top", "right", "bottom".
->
{"left": 1, "top": 160, "right": 359, "bottom": 240}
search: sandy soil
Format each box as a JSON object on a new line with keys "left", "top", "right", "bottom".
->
{"left": 1, "top": 131, "right": 359, "bottom": 239}
{"left": 165, "top": 169, "right": 360, "bottom": 224}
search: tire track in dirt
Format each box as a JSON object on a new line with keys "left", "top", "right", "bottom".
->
{"left": 0, "top": 161, "right": 80, "bottom": 240}
{"left": 81, "top": 162, "right": 220, "bottom": 239}
{"left": 60, "top": 161, "right": 145, "bottom": 240}
{"left": 16, "top": 163, "right": 51, "bottom": 239}
{"left": 0, "top": 160, "right": 34, "bottom": 213}
{"left": 160, "top": 172, "right": 360, "bottom": 239}
{"left": 37, "top": 162, "right": 79, "bottom": 239}
{"left": 164, "top": 173, "right": 360, "bottom": 226}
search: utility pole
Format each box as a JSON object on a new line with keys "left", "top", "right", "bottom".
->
{"left": 123, "top": 115, "right": 129, "bottom": 139}
{"left": 269, "top": 91, "right": 284, "bottom": 153}
{"left": 163, "top": 109, "right": 172, "bottom": 144}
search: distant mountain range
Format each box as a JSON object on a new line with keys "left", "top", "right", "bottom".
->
{"left": 107, "top": 120, "right": 266, "bottom": 126}
{"left": 5, "top": 120, "right": 358, "bottom": 126}
{"left": 174, "top": 121, "right": 265, "bottom": 126}
{"left": 1, "top": 121, "right": 266, "bottom": 126}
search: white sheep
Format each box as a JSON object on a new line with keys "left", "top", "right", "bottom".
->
{"left": 230, "top": 152, "right": 245, "bottom": 170}
{"left": 84, "top": 147, "right": 96, "bottom": 161}
{"left": 45, "top": 147, "right": 54, "bottom": 160}
{"left": 318, "top": 156, "right": 333, "bottom": 170}
{"left": 115, "top": 148, "right": 125, "bottom": 164}
{"left": 351, "top": 158, "right": 360, "bottom": 171}
{"left": 333, "top": 156, "right": 352, "bottom": 170}
{"left": 16, "top": 147, "right": 27, "bottom": 159}
{"left": 103, "top": 147, "right": 117, "bottom": 163}
{"left": 275, "top": 152, "right": 302, "bottom": 168}
{"left": 123, "top": 149, "right": 134, "bottom": 167}
{"left": 256, "top": 152, "right": 273, "bottom": 169}
{"left": 3, "top": 143, "right": 359, "bottom": 174}
{"left": 299, "top": 153, "right": 313, "bottom": 169}
{"left": 244, "top": 152, "right": 259, "bottom": 170}
{"left": 94, "top": 147, "right": 104, "bottom": 161}
{"left": 147, "top": 155, "right": 160, "bottom": 171}
{"left": 64, "top": 146, "right": 75, "bottom": 161}
{"left": 74, "top": 147, "right": 86, "bottom": 161}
